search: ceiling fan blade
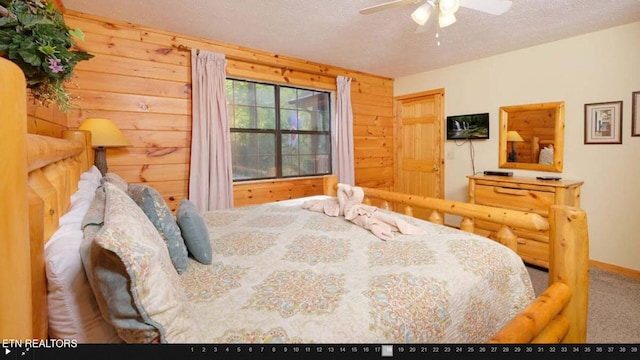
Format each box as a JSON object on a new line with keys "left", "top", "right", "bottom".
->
{"left": 459, "top": 0, "right": 512, "bottom": 15}
{"left": 359, "top": 0, "right": 422, "bottom": 15}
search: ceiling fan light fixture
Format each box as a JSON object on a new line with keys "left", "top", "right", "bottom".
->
{"left": 438, "top": 12, "right": 457, "bottom": 28}
{"left": 410, "top": 1, "right": 435, "bottom": 26}
{"left": 359, "top": 0, "right": 513, "bottom": 31}
{"left": 439, "top": 0, "right": 460, "bottom": 15}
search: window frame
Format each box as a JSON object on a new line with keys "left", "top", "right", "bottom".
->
{"left": 226, "top": 78, "right": 333, "bottom": 182}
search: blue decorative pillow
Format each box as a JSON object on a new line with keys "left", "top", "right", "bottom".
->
{"left": 176, "top": 199, "right": 212, "bottom": 265}
{"left": 128, "top": 184, "right": 188, "bottom": 274}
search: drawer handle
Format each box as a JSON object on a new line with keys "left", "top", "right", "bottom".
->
{"left": 493, "top": 187, "right": 528, "bottom": 196}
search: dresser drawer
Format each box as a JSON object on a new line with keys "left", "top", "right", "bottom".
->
{"left": 474, "top": 184, "right": 555, "bottom": 216}
{"left": 517, "top": 238, "right": 549, "bottom": 268}
{"left": 468, "top": 175, "right": 583, "bottom": 270}
{"left": 473, "top": 221, "right": 549, "bottom": 268}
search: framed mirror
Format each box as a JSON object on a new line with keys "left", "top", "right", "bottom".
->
{"left": 498, "top": 101, "right": 565, "bottom": 172}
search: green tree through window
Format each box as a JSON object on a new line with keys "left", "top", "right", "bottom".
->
{"left": 226, "top": 79, "right": 332, "bottom": 181}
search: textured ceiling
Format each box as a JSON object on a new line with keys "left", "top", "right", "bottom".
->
{"left": 62, "top": 0, "right": 640, "bottom": 78}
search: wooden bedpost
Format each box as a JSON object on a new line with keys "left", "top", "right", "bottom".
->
{"left": 488, "top": 205, "right": 589, "bottom": 343}
{"left": 0, "top": 58, "right": 33, "bottom": 339}
{"left": 548, "top": 205, "right": 589, "bottom": 343}
{"left": 323, "top": 174, "right": 338, "bottom": 196}
{"left": 62, "top": 130, "right": 92, "bottom": 171}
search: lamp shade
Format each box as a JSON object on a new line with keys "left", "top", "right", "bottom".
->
{"left": 79, "top": 118, "right": 131, "bottom": 147}
{"left": 411, "top": 2, "right": 434, "bottom": 26}
{"left": 439, "top": 0, "right": 460, "bottom": 15}
{"left": 438, "top": 12, "right": 457, "bottom": 28}
{"left": 507, "top": 130, "right": 524, "bottom": 142}
{"left": 438, "top": 0, "right": 460, "bottom": 28}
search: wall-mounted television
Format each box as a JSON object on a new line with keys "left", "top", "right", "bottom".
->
{"left": 446, "top": 112, "right": 490, "bottom": 140}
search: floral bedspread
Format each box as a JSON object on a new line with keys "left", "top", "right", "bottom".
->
{"left": 180, "top": 196, "right": 534, "bottom": 343}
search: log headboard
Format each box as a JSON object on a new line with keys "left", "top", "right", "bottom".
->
{"left": 0, "top": 58, "right": 92, "bottom": 339}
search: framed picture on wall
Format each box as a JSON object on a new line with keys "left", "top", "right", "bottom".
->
{"left": 633, "top": 91, "right": 640, "bottom": 137}
{"left": 584, "top": 101, "right": 623, "bottom": 144}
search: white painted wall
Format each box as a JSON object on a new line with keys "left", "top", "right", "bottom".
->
{"left": 395, "top": 22, "right": 640, "bottom": 271}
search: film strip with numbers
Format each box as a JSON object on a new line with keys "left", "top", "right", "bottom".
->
{"left": 1, "top": 343, "right": 638, "bottom": 359}
{"left": 186, "top": 344, "right": 637, "bottom": 358}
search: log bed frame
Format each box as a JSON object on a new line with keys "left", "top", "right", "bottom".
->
{"left": 0, "top": 58, "right": 590, "bottom": 344}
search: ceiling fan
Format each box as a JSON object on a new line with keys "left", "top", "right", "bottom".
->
{"left": 360, "top": 0, "right": 513, "bottom": 28}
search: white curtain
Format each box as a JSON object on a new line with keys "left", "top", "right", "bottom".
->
{"left": 334, "top": 76, "right": 355, "bottom": 185}
{"left": 189, "top": 49, "right": 234, "bottom": 211}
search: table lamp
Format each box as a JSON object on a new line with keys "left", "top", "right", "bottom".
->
{"left": 507, "top": 130, "right": 524, "bottom": 162}
{"left": 79, "top": 118, "right": 131, "bottom": 175}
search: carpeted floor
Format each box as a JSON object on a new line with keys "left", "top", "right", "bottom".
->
{"left": 526, "top": 265, "right": 640, "bottom": 343}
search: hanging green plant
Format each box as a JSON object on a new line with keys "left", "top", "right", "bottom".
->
{"left": 0, "top": 0, "right": 93, "bottom": 112}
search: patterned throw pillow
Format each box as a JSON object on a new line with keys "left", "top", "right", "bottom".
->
{"left": 128, "top": 184, "right": 188, "bottom": 274}
{"left": 81, "top": 182, "right": 198, "bottom": 343}
{"left": 103, "top": 172, "right": 129, "bottom": 193}
{"left": 176, "top": 199, "right": 212, "bottom": 265}
{"left": 82, "top": 185, "right": 106, "bottom": 230}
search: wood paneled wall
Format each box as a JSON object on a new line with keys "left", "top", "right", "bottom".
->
{"left": 27, "top": 100, "right": 67, "bottom": 137}
{"left": 63, "top": 10, "right": 394, "bottom": 210}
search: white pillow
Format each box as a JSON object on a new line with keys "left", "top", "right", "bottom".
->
{"left": 57, "top": 199, "right": 93, "bottom": 228}
{"left": 59, "top": 166, "right": 102, "bottom": 228}
{"left": 67, "top": 167, "right": 101, "bottom": 209}
{"left": 538, "top": 146, "right": 554, "bottom": 165}
{"left": 45, "top": 225, "right": 121, "bottom": 342}
{"left": 70, "top": 166, "right": 102, "bottom": 202}
{"left": 83, "top": 165, "right": 103, "bottom": 184}
{"left": 44, "top": 166, "right": 121, "bottom": 343}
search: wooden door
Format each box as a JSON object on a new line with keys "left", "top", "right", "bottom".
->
{"left": 394, "top": 89, "right": 445, "bottom": 219}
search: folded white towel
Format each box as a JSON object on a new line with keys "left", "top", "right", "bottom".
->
{"left": 303, "top": 183, "right": 426, "bottom": 240}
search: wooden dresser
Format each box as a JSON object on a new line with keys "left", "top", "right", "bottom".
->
{"left": 467, "top": 175, "right": 583, "bottom": 268}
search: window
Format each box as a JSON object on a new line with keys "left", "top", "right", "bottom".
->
{"left": 226, "top": 78, "right": 332, "bottom": 181}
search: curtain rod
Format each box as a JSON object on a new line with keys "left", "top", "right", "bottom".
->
{"left": 173, "top": 44, "right": 354, "bottom": 82}
{"left": 174, "top": 44, "right": 191, "bottom": 53}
